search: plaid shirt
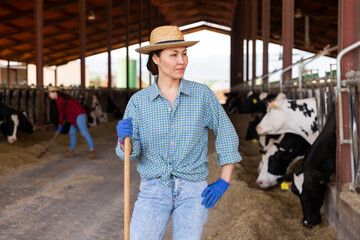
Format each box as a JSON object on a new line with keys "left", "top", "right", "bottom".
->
{"left": 56, "top": 96, "right": 87, "bottom": 127}
{"left": 116, "top": 78, "right": 241, "bottom": 186}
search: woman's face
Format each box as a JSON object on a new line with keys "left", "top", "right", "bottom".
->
{"left": 49, "top": 91, "right": 57, "bottom": 100}
{"left": 153, "top": 47, "right": 188, "bottom": 81}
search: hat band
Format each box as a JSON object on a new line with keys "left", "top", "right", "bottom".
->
{"left": 155, "top": 40, "right": 185, "bottom": 44}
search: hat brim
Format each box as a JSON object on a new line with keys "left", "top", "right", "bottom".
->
{"left": 46, "top": 88, "right": 60, "bottom": 92}
{"left": 135, "top": 41, "right": 199, "bottom": 54}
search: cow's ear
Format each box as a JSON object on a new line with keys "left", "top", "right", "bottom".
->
{"left": 276, "top": 93, "right": 287, "bottom": 100}
{"left": 259, "top": 92, "right": 268, "bottom": 101}
{"left": 277, "top": 173, "right": 293, "bottom": 183}
{"left": 246, "top": 90, "right": 253, "bottom": 98}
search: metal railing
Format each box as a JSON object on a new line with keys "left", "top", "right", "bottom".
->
{"left": 229, "top": 42, "right": 360, "bottom": 191}
{"left": 337, "top": 40, "right": 360, "bottom": 190}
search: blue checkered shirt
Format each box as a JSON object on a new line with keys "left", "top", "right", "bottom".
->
{"left": 115, "top": 78, "right": 241, "bottom": 186}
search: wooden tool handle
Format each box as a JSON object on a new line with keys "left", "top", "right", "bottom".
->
{"left": 124, "top": 136, "right": 131, "bottom": 240}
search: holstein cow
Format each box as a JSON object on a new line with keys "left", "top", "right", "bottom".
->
{"left": 240, "top": 91, "right": 277, "bottom": 115}
{"left": 225, "top": 92, "right": 243, "bottom": 114}
{"left": 78, "top": 93, "right": 108, "bottom": 127}
{"left": 256, "top": 133, "right": 311, "bottom": 189}
{"left": 88, "top": 94, "right": 108, "bottom": 127}
{"left": 240, "top": 91, "right": 278, "bottom": 146}
{"left": 256, "top": 97, "right": 319, "bottom": 145}
{"left": 0, "top": 103, "right": 34, "bottom": 143}
{"left": 277, "top": 109, "right": 336, "bottom": 227}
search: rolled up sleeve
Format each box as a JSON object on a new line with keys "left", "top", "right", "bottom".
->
{"left": 115, "top": 96, "right": 141, "bottom": 161}
{"left": 206, "top": 89, "right": 242, "bottom": 166}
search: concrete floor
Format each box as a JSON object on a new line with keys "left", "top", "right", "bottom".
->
{"left": 0, "top": 134, "right": 141, "bottom": 240}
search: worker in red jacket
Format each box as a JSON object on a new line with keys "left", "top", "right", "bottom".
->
{"left": 48, "top": 86, "right": 96, "bottom": 159}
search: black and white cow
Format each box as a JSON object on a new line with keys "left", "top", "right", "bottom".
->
{"left": 78, "top": 93, "right": 108, "bottom": 127}
{"left": 240, "top": 91, "right": 277, "bottom": 115}
{"left": 277, "top": 109, "right": 336, "bottom": 227}
{"left": 240, "top": 92, "right": 278, "bottom": 147}
{"left": 256, "top": 133, "right": 311, "bottom": 189}
{"left": 225, "top": 92, "right": 243, "bottom": 114}
{"left": 256, "top": 97, "right": 319, "bottom": 144}
{"left": 0, "top": 103, "right": 34, "bottom": 143}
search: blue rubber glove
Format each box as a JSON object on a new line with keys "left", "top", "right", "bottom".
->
{"left": 57, "top": 125, "right": 63, "bottom": 132}
{"left": 116, "top": 117, "right": 133, "bottom": 144}
{"left": 201, "top": 178, "right": 230, "bottom": 208}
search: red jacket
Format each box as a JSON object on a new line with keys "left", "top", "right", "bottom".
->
{"left": 56, "top": 96, "right": 87, "bottom": 127}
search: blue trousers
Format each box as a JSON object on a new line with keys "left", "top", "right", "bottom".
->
{"left": 69, "top": 114, "right": 94, "bottom": 151}
{"left": 130, "top": 177, "right": 209, "bottom": 240}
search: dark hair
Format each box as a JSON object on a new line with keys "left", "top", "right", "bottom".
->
{"left": 147, "top": 49, "right": 163, "bottom": 76}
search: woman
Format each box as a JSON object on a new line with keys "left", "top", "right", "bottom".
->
{"left": 48, "top": 86, "right": 96, "bottom": 159}
{"left": 115, "top": 25, "right": 241, "bottom": 240}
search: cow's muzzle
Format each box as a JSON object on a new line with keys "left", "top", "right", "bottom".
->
{"left": 7, "top": 136, "right": 17, "bottom": 144}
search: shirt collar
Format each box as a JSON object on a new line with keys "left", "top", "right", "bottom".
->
{"left": 150, "top": 78, "right": 161, "bottom": 100}
{"left": 150, "top": 77, "right": 191, "bottom": 101}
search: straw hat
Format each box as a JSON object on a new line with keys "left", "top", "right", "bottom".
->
{"left": 135, "top": 25, "right": 199, "bottom": 54}
{"left": 47, "top": 86, "right": 60, "bottom": 92}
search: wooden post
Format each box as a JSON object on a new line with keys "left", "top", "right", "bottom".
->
{"left": 126, "top": 0, "right": 130, "bottom": 90}
{"left": 148, "top": 0, "right": 152, "bottom": 85}
{"left": 79, "top": 0, "right": 86, "bottom": 90}
{"left": 107, "top": 0, "right": 113, "bottom": 93}
{"left": 124, "top": 136, "right": 131, "bottom": 240}
{"left": 282, "top": 0, "right": 294, "bottom": 82}
{"left": 139, "top": 0, "right": 143, "bottom": 89}
{"left": 262, "top": 0, "right": 270, "bottom": 83}
{"left": 252, "top": 0, "right": 258, "bottom": 88}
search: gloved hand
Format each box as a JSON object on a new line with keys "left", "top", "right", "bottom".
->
{"left": 57, "top": 125, "right": 63, "bottom": 132}
{"left": 201, "top": 178, "right": 230, "bottom": 208}
{"left": 116, "top": 117, "right": 133, "bottom": 144}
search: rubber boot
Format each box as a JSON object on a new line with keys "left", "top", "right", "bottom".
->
{"left": 65, "top": 150, "right": 75, "bottom": 158}
{"left": 88, "top": 150, "right": 96, "bottom": 159}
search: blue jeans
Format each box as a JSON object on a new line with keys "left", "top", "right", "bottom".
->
{"left": 130, "top": 177, "right": 209, "bottom": 240}
{"left": 69, "top": 114, "right": 94, "bottom": 151}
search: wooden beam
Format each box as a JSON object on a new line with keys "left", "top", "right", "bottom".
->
{"left": 0, "top": 0, "right": 78, "bottom": 24}
{"left": 181, "top": 24, "right": 230, "bottom": 36}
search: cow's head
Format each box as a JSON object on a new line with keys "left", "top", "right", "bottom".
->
{"left": 256, "top": 98, "right": 288, "bottom": 135}
{"left": 239, "top": 91, "right": 266, "bottom": 114}
{"left": 256, "top": 97, "right": 319, "bottom": 144}
{"left": 277, "top": 168, "right": 329, "bottom": 227}
{"left": 256, "top": 141, "right": 294, "bottom": 189}
{"left": 245, "top": 116, "right": 261, "bottom": 141}
{"left": 3, "top": 114, "right": 19, "bottom": 143}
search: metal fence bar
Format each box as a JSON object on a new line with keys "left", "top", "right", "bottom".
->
{"left": 336, "top": 40, "right": 360, "bottom": 188}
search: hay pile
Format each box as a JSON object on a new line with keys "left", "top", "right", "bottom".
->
{"left": 0, "top": 128, "right": 65, "bottom": 175}
{"left": 0, "top": 121, "right": 117, "bottom": 175}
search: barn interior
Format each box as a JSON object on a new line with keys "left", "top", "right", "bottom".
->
{"left": 0, "top": 0, "right": 359, "bottom": 239}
